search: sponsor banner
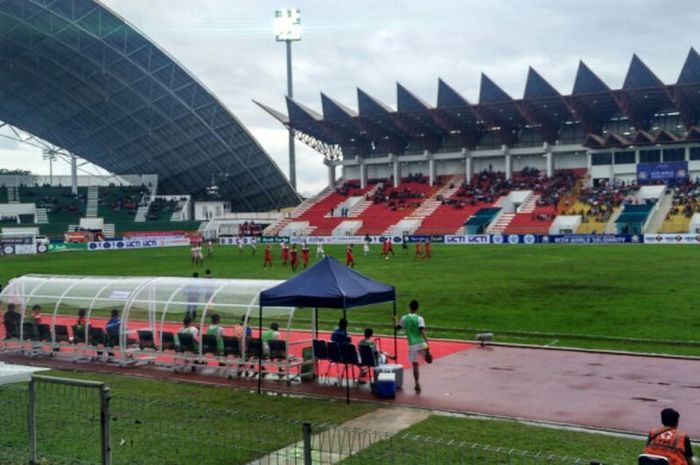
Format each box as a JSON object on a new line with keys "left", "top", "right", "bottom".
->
{"left": 403, "top": 235, "right": 445, "bottom": 243}
{"left": 637, "top": 161, "right": 688, "bottom": 183}
{"left": 123, "top": 230, "right": 200, "bottom": 239}
{"left": 643, "top": 234, "right": 700, "bottom": 244}
{"left": 541, "top": 234, "right": 641, "bottom": 244}
{"left": 1, "top": 236, "right": 37, "bottom": 255}
{"left": 87, "top": 238, "right": 190, "bottom": 251}
{"left": 48, "top": 243, "right": 88, "bottom": 252}
{"left": 444, "top": 235, "right": 491, "bottom": 245}
{"left": 490, "top": 234, "right": 539, "bottom": 245}
{"left": 64, "top": 231, "right": 91, "bottom": 243}
{"left": 287, "top": 235, "right": 404, "bottom": 246}
{"left": 219, "top": 237, "right": 258, "bottom": 245}
{"left": 260, "top": 236, "right": 289, "bottom": 244}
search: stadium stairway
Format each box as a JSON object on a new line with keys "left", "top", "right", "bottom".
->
{"left": 263, "top": 186, "right": 335, "bottom": 236}
{"left": 504, "top": 195, "right": 556, "bottom": 234}
{"left": 644, "top": 191, "right": 673, "bottom": 233}
{"left": 103, "top": 223, "right": 116, "bottom": 238}
{"left": 134, "top": 205, "right": 148, "bottom": 223}
{"left": 356, "top": 181, "right": 438, "bottom": 236}
{"left": 86, "top": 186, "right": 98, "bottom": 217}
{"left": 7, "top": 186, "right": 19, "bottom": 203}
{"left": 386, "top": 174, "right": 464, "bottom": 235}
{"left": 34, "top": 208, "right": 48, "bottom": 224}
{"left": 485, "top": 196, "right": 514, "bottom": 234}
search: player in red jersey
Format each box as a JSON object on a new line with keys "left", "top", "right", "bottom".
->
{"left": 345, "top": 244, "right": 356, "bottom": 268}
{"left": 290, "top": 245, "right": 299, "bottom": 271}
{"left": 381, "top": 238, "right": 389, "bottom": 260}
{"left": 281, "top": 241, "right": 289, "bottom": 266}
{"left": 263, "top": 244, "right": 273, "bottom": 268}
{"left": 424, "top": 239, "right": 432, "bottom": 259}
{"left": 414, "top": 241, "right": 423, "bottom": 260}
{"left": 301, "top": 244, "right": 310, "bottom": 268}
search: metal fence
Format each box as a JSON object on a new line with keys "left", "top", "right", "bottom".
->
{"left": 0, "top": 376, "right": 607, "bottom": 465}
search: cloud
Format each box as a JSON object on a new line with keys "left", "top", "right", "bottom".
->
{"left": 27, "top": 0, "right": 696, "bottom": 198}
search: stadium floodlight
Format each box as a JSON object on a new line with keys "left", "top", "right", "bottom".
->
{"left": 274, "top": 8, "right": 301, "bottom": 42}
{"left": 274, "top": 8, "right": 301, "bottom": 190}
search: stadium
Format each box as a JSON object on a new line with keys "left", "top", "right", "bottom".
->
{"left": 0, "top": 1, "right": 699, "bottom": 465}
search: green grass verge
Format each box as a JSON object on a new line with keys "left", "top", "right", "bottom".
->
{"left": 339, "top": 415, "right": 644, "bottom": 465}
{"left": 0, "top": 369, "right": 375, "bottom": 465}
{"left": 2, "top": 244, "right": 700, "bottom": 355}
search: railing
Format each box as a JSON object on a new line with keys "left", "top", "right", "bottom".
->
{"left": 0, "top": 375, "right": 614, "bottom": 465}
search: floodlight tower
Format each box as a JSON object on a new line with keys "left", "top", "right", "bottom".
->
{"left": 274, "top": 8, "right": 301, "bottom": 190}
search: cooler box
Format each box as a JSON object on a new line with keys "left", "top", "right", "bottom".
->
{"left": 376, "top": 372, "right": 396, "bottom": 399}
{"left": 375, "top": 364, "right": 403, "bottom": 389}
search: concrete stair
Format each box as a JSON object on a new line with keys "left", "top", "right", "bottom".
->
{"left": 645, "top": 191, "right": 673, "bottom": 234}
{"left": 489, "top": 213, "right": 516, "bottom": 234}
{"left": 263, "top": 186, "right": 335, "bottom": 236}
{"left": 86, "top": 186, "right": 99, "bottom": 217}
{"left": 382, "top": 175, "right": 465, "bottom": 235}
{"left": 197, "top": 221, "right": 209, "bottom": 235}
{"left": 103, "top": 223, "right": 115, "bottom": 238}
{"left": 7, "top": 186, "right": 19, "bottom": 203}
{"left": 517, "top": 194, "right": 540, "bottom": 214}
{"left": 347, "top": 184, "right": 379, "bottom": 218}
{"left": 35, "top": 208, "right": 48, "bottom": 224}
{"left": 134, "top": 205, "right": 148, "bottom": 223}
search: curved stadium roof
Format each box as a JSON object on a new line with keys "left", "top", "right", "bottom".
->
{"left": 0, "top": 0, "right": 299, "bottom": 211}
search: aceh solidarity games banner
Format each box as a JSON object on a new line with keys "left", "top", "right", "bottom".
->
{"left": 637, "top": 161, "right": 688, "bottom": 182}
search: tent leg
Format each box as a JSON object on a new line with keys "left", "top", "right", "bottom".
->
{"left": 257, "top": 305, "right": 263, "bottom": 395}
{"left": 393, "top": 301, "right": 398, "bottom": 361}
{"left": 345, "top": 362, "right": 350, "bottom": 405}
{"left": 314, "top": 308, "right": 318, "bottom": 339}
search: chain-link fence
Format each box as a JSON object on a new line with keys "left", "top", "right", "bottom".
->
{"left": 0, "top": 375, "right": 610, "bottom": 465}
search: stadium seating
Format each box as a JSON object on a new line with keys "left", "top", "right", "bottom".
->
{"left": 356, "top": 179, "right": 437, "bottom": 235}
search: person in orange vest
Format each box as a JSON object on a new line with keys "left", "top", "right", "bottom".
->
{"left": 643, "top": 408, "right": 694, "bottom": 465}
{"left": 345, "top": 244, "right": 356, "bottom": 268}
{"left": 263, "top": 244, "right": 273, "bottom": 268}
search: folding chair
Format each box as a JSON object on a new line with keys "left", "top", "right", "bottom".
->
{"left": 268, "top": 340, "right": 287, "bottom": 360}
{"left": 340, "top": 343, "right": 360, "bottom": 384}
{"left": 222, "top": 336, "right": 243, "bottom": 376}
{"left": 54, "top": 325, "right": 71, "bottom": 344}
{"left": 72, "top": 325, "right": 86, "bottom": 344}
{"left": 137, "top": 330, "right": 156, "bottom": 350}
{"left": 201, "top": 334, "right": 220, "bottom": 355}
{"left": 312, "top": 339, "right": 329, "bottom": 381}
{"left": 22, "top": 322, "right": 35, "bottom": 341}
{"left": 89, "top": 327, "right": 109, "bottom": 360}
{"left": 358, "top": 343, "right": 379, "bottom": 384}
{"left": 326, "top": 342, "right": 343, "bottom": 382}
{"left": 161, "top": 332, "right": 176, "bottom": 351}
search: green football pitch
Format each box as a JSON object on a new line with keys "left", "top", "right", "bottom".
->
{"left": 2, "top": 243, "right": 699, "bottom": 355}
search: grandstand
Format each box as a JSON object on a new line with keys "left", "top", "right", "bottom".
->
{"left": 260, "top": 48, "right": 700, "bottom": 236}
{"left": 0, "top": 0, "right": 299, "bottom": 217}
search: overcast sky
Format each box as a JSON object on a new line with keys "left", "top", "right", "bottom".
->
{"left": 2, "top": 0, "right": 699, "bottom": 197}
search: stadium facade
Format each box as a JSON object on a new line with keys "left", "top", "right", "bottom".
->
{"left": 260, "top": 48, "right": 700, "bottom": 188}
{"left": 0, "top": 0, "right": 300, "bottom": 211}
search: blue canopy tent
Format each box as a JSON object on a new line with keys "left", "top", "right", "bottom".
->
{"left": 258, "top": 256, "right": 397, "bottom": 403}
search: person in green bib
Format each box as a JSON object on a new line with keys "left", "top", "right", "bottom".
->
{"left": 395, "top": 299, "right": 429, "bottom": 393}
{"left": 262, "top": 322, "right": 280, "bottom": 357}
{"left": 205, "top": 313, "right": 225, "bottom": 354}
